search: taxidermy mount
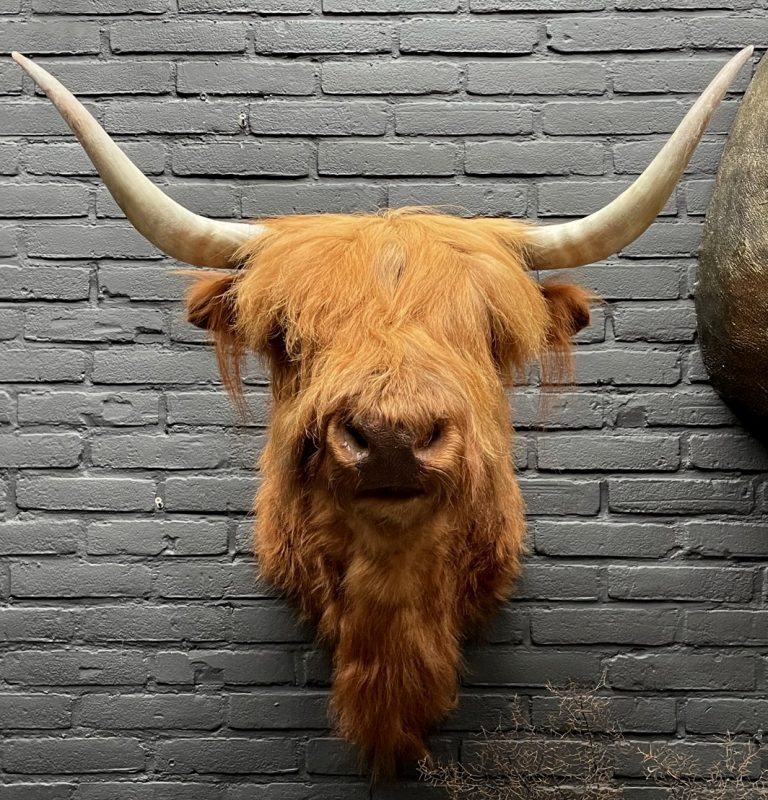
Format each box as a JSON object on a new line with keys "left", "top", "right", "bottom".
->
{"left": 11, "top": 46, "right": 753, "bottom": 776}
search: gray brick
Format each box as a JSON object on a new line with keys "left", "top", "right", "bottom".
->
{"left": 17, "top": 475, "right": 156, "bottom": 511}
{"left": 173, "top": 142, "right": 309, "bottom": 177}
{"left": 325, "top": 0, "right": 456, "bottom": 9}
{"left": 623, "top": 222, "right": 703, "bottom": 257}
{"left": 0, "top": 61, "right": 22, "bottom": 94}
{"left": 511, "top": 390, "right": 604, "bottom": 430}
{"left": 33, "top": 0, "right": 168, "bottom": 10}
{"left": 102, "top": 181, "right": 241, "bottom": 218}
{"left": 468, "top": 60, "right": 606, "bottom": 95}
{"left": 613, "top": 302, "right": 696, "bottom": 342}
{"left": 685, "top": 699, "right": 768, "bottom": 734}
{"left": 323, "top": 60, "right": 458, "bottom": 94}
{"left": 683, "top": 610, "right": 768, "bottom": 645}
{"left": 0, "top": 21, "right": 100, "bottom": 54}
{"left": 549, "top": 17, "right": 689, "bottom": 52}
{"left": 74, "top": 785, "right": 224, "bottom": 800}
{"left": 614, "top": 57, "right": 752, "bottom": 94}
{"left": 104, "top": 100, "right": 247, "bottom": 135}
{"left": 78, "top": 605, "right": 231, "bottom": 643}
{"left": 514, "top": 563, "right": 600, "bottom": 600}
{"left": 388, "top": 182, "right": 527, "bottom": 216}
{"left": 444, "top": 693, "right": 526, "bottom": 731}
{"left": 18, "top": 391, "right": 158, "bottom": 426}
{"left": 401, "top": 19, "right": 538, "bottom": 53}
{"left": 0, "top": 788, "right": 75, "bottom": 800}
{"left": 0, "top": 184, "right": 90, "bottom": 218}
{"left": 27, "top": 223, "right": 161, "bottom": 260}
{"left": 395, "top": 102, "right": 533, "bottom": 135}
{"left": 684, "top": 178, "right": 714, "bottom": 215}
{"left": 538, "top": 180, "right": 676, "bottom": 218}
{"left": 689, "top": 431, "right": 768, "bottom": 470}
{"left": 320, "top": 141, "right": 457, "bottom": 176}
{"left": 230, "top": 690, "right": 329, "bottom": 729}
{"left": 99, "top": 265, "right": 187, "bottom": 301}
{"left": 304, "top": 738, "right": 361, "bottom": 775}
{"left": 473, "top": 0, "right": 604, "bottom": 7}
{"left": 532, "top": 608, "right": 677, "bottom": 645}
{"left": 465, "top": 648, "right": 602, "bottom": 687}
{"left": 87, "top": 519, "right": 228, "bottom": 556}
{"left": 164, "top": 475, "right": 256, "bottom": 512}
{"left": 156, "top": 738, "right": 298, "bottom": 774}
{"left": 0, "top": 143, "right": 20, "bottom": 174}
{"left": 570, "top": 349, "right": 681, "bottom": 386}
{"left": 681, "top": 521, "right": 768, "bottom": 559}
{"left": 0, "top": 519, "right": 81, "bottom": 556}
{"left": 242, "top": 182, "right": 383, "bottom": 216}
{"left": 27, "top": 142, "right": 165, "bottom": 176}
{"left": 533, "top": 696, "right": 676, "bottom": 733}
{"left": 33, "top": 61, "right": 173, "bottom": 95}
{"left": 544, "top": 99, "right": 687, "bottom": 136}
{"left": 0, "top": 694, "right": 72, "bottom": 729}
{"left": 155, "top": 563, "right": 262, "bottom": 598}
{"left": 608, "top": 565, "right": 754, "bottom": 602}
{"left": 111, "top": 21, "right": 247, "bottom": 53}
{"left": 608, "top": 652, "right": 755, "bottom": 691}
{"left": 0, "top": 390, "right": 12, "bottom": 424}
{"left": 0, "top": 307, "right": 23, "bottom": 340}
{"left": 611, "top": 388, "right": 735, "bottom": 427}
{"left": 79, "top": 694, "right": 222, "bottom": 730}
{"left": 0, "top": 608, "right": 76, "bottom": 642}
{"left": 533, "top": 520, "right": 674, "bottom": 558}
{"left": 4, "top": 738, "right": 145, "bottom": 774}
{"left": 232, "top": 603, "right": 312, "bottom": 644}
{"left": 0, "top": 348, "right": 87, "bottom": 383}
{"left": 3, "top": 650, "right": 149, "bottom": 686}
{"left": 537, "top": 432, "right": 680, "bottom": 471}
{"left": 615, "top": 138, "right": 725, "bottom": 175}
{"left": 179, "top": 60, "right": 315, "bottom": 96}
{"left": 519, "top": 477, "right": 601, "bottom": 515}
{"left": 25, "top": 307, "right": 165, "bottom": 343}
{"left": 155, "top": 649, "right": 294, "bottom": 685}
{"left": 11, "top": 561, "right": 152, "bottom": 598}
{"left": 0, "top": 227, "right": 17, "bottom": 255}
{"left": 250, "top": 101, "right": 387, "bottom": 136}
{"left": 91, "top": 433, "right": 228, "bottom": 469}
{"left": 256, "top": 21, "right": 392, "bottom": 53}
{"left": 181, "top": 0, "right": 316, "bottom": 9}
{"left": 166, "top": 390, "right": 269, "bottom": 427}
{"left": 0, "top": 102, "right": 101, "bottom": 135}
{"left": 93, "top": 349, "right": 220, "bottom": 384}
{"left": 609, "top": 477, "right": 753, "bottom": 514}
{"left": 689, "top": 16, "right": 768, "bottom": 48}
{"left": 618, "top": 0, "right": 754, "bottom": 6}
{"left": 466, "top": 141, "right": 606, "bottom": 176}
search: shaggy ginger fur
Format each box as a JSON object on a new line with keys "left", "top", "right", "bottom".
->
{"left": 186, "top": 208, "right": 593, "bottom": 777}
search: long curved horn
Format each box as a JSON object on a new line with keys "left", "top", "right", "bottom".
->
{"left": 526, "top": 46, "right": 754, "bottom": 270}
{"left": 12, "top": 52, "right": 260, "bottom": 268}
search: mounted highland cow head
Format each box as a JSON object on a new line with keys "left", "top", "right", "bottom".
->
{"left": 12, "top": 48, "right": 752, "bottom": 777}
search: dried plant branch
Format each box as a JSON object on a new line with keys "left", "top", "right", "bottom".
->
{"left": 420, "top": 681, "right": 768, "bottom": 800}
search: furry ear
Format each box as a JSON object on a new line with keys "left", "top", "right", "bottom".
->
{"left": 184, "top": 271, "right": 245, "bottom": 406}
{"left": 186, "top": 271, "right": 238, "bottom": 332}
{"left": 539, "top": 281, "right": 595, "bottom": 384}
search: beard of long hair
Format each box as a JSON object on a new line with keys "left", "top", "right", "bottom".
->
{"left": 254, "top": 383, "right": 526, "bottom": 777}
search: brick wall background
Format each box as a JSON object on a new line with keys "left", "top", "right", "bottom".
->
{"left": 1, "top": 1, "right": 768, "bottom": 798}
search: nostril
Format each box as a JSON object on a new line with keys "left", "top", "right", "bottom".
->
{"left": 343, "top": 421, "right": 369, "bottom": 453}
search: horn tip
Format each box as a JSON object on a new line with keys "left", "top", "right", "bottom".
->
{"left": 11, "top": 51, "right": 30, "bottom": 68}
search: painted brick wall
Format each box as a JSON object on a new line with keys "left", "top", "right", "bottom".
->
{"left": 1, "top": 1, "right": 768, "bottom": 798}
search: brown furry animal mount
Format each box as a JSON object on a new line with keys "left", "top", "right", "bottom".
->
{"left": 11, "top": 48, "right": 753, "bottom": 777}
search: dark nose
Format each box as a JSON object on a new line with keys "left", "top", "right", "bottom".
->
{"left": 339, "top": 419, "right": 439, "bottom": 498}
